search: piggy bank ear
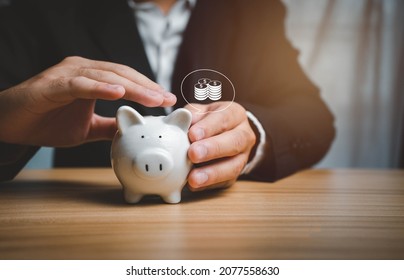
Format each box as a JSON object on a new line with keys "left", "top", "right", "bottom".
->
{"left": 163, "top": 108, "right": 192, "bottom": 132}
{"left": 116, "top": 106, "right": 145, "bottom": 133}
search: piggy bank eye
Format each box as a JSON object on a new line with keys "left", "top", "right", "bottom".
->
{"left": 141, "top": 135, "right": 145, "bottom": 138}
{"left": 159, "top": 135, "right": 162, "bottom": 138}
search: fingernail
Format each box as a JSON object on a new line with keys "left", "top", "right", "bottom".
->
{"left": 193, "top": 127, "right": 205, "bottom": 141}
{"left": 194, "top": 144, "right": 207, "bottom": 160}
{"left": 194, "top": 172, "right": 208, "bottom": 186}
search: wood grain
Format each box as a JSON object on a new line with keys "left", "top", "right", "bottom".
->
{"left": 0, "top": 168, "right": 403, "bottom": 259}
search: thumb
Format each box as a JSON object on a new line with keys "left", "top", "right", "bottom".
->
{"left": 86, "top": 115, "right": 117, "bottom": 142}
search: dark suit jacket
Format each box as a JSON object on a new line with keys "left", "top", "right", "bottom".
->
{"left": 0, "top": 0, "right": 335, "bottom": 182}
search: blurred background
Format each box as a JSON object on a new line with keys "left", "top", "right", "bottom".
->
{"left": 25, "top": 0, "right": 404, "bottom": 170}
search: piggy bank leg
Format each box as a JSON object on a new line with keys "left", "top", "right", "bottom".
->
{"left": 124, "top": 189, "right": 143, "bottom": 204}
{"left": 162, "top": 192, "right": 181, "bottom": 204}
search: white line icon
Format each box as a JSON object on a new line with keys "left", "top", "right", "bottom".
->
{"left": 208, "top": 80, "right": 222, "bottom": 100}
{"left": 194, "top": 78, "right": 222, "bottom": 101}
{"left": 194, "top": 83, "right": 208, "bottom": 101}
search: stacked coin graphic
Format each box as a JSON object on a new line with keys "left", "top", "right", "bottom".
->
{"left": 207, "top": 80, "right": 222, "bottom": 100}
{"left": 194, "top": 78, "right": 222, "bottom": 101}
{"left": 198, "top": 78, "right": 211, "bottom": 85}
{"left": 194, "top": 83, "right": 208, "bottom": 100}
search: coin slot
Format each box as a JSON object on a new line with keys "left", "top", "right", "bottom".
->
{"left": 145, "top": 164, "right": 149, "bottom": 172}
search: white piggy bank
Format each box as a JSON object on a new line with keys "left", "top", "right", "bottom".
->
{"left": 111, "top": 106, "right": 192, "bottom": 204}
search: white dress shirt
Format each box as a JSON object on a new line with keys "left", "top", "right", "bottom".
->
{"left": 128, "top": 0, "right": 195, "bottom": 92}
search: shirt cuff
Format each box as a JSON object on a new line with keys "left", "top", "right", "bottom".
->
{"left": 242, "top": 111, "right": 267, "bottom": 175}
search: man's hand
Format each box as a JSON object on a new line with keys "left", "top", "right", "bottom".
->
{"left": 0, "top": 56, "right": 176, "bottom": 147}
{"left": 185, "top": 102, "right": 256, "bottom": 191}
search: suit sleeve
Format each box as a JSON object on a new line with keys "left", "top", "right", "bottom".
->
{"left": 235, "top": 0, "right": 336, "bottom": 181}
{"left": 0, "top": 1, "right": 40, "bottom": 181}
{"left": 0, "top": 143, "right": 39, "bottom": 181}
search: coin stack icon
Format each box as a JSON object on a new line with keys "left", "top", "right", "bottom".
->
{"left": 194, "top": 78, "right": 222, "bottom": 101}
{"left": 198, "top": 78, "right": 211, "bottom": 85}
{"left": 194, "top": 82, "right": 208, "bottom": 100}
{"left": 208, "top": 80, "right": 222, "bottom": 100}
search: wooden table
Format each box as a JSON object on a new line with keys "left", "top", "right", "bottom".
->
{"left": 0, "top": 168, "right": 403, "bottom": 260}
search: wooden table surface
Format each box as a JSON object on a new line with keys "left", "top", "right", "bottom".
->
{"left": 0, "top": 168, "right": 403, "bottom": 260}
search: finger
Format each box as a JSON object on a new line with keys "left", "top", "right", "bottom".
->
{"left": 45, "top": 76, "right": 125, "bottom": 104}
{"left": 84, "top": 58, "right": 164, "bottom": 91}
{"left": 69, "top": 76, "right": 127, "bottom": 100}
{"left": 63, "top": 56, "right": 164, "bottom": 92}
{"left": 188, "top": 104, "right": 247, "bottom": 142}
{"left": 187, "top": 153, "right": 248, "bottom": 189}
{"left": 60, "top": 57, "right": 176, "bottom": 107}
{"left": 188, "top": 123, "right": 252, "bottom": 163}
{"left": 76, "top": 68, "right": 175, "bottom": 107}
{"left": 124, "top": 85, "right": 176, "bottom": 107}
{"left": 86, "top": 114, "right": 117, "bottom": 142}
{"left": 184, "top": 103, "right": 208, "bottom": 124}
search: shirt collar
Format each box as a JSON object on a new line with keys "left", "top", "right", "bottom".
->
{"left": 128, "top": 0, "right": 197, "bottom": 12}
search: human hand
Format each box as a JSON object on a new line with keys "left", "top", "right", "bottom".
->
{"left": 0, "top": 56, "right": 176, "bottom": 147}
{"left": 185, "top": 102, "right": 256, "bottom": 191}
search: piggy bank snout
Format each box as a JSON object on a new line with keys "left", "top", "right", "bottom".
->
{"left": 133, "top": 149, "right": 173, "bottom": 179}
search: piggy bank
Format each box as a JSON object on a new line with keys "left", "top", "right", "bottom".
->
{"left": 111, "top": 106, "right": 192, "bottom": 204}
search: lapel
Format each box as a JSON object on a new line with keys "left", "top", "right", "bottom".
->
{"left": 81, "top": 0, "right": 165, "bottom": 116}
{"left": 83, "top": 0, "right": 153, "bottom": 78}
{"left": 172, "top": 0, "right": 238, "bottom": 108}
